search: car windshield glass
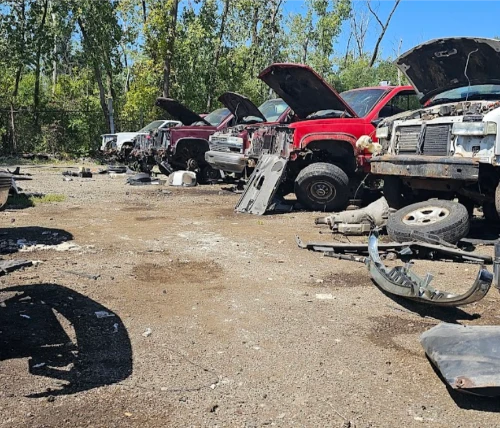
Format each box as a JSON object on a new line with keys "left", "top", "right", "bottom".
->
{"left": 258, "top": 99, "right": 289, "bottom": 122}
{"left": 138, "top": 120, "right": 165, "bottom": 133}
{"left": 429, "top": 85, "right": 500, "bottom": 105}
{"left": 203, "top": 108, "right": 230, "bottom": 126}
{"left": 340, "top": 88, "right": 387, "bottom": 117}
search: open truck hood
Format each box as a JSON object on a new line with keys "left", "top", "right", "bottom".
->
{"left": 156, "top": 98, "right": 210, "bottom": 126}
{"left": 396, "top": 37, "right": 500, "bottom": 103}
{"left": 258, "top": 63, "right": 357, "bottom": 119}
{"left": 218, "top": 92, "right": 266, "bottom": 122}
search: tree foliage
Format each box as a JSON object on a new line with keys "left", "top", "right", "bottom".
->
{"left": 0, "top": 0, "right": 405, "bottom": 155}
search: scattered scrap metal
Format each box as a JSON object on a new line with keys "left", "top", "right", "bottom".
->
{"left": 366, "top": 232, "right": 493, "bottom": 306}
{"left": 298, "top": 230, "right": 495, "bottom": 306}
{"left": 0, "top": 259, "right": 32, "bottom": 276}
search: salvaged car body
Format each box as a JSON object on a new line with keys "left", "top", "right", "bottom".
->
{"left": 205, "top": 98, "right": 291, "bottom": 175}
{"left": 100, "top": 119, "right": 181, "bottom": 154}
{"left": 131, "top": 93, "right": 273, "bottom": 182}
{"left": 235, "top": 63, "right": 417, "bottom": 213}
{"left": 371, "top": 37, "right": 500, "bottom": 217}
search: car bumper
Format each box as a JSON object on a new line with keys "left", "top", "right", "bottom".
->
{"left": 205, "top": 151, "right": 247, "bottom": 173}
{"left": 370, "top": 155, "right": 480, "bottom": 181}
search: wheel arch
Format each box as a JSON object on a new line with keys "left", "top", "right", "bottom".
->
{"left": 301, "top": 135, "right": 358, "bottom": 174}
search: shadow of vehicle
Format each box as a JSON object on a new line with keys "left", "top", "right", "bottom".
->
{"left": 0, "top": 283, "right": 132, "bottom": 397}
{"left": 467, "top": 218, "right": 500, "bottom": 242}
{"left": 0, "top": 227, "right": 74, "bottom": 254}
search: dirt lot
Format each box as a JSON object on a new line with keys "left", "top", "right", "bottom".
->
{"left": 1, "top": 165, "right": 500, "bottom": 427}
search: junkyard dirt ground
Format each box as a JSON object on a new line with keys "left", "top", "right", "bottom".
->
{"left": 2, "top": 165, "right": 500, "bottom": 427}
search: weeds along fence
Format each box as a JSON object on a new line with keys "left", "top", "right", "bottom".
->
{"left": 0, "top": 108, "right": 144, "bottom": 156}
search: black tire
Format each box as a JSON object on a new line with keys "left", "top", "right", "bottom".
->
{"left": 495, "top": 182, "right": 500, "bottom": 219}
{"left": 383, "top": 176, "right": 413, "bottom": 209}
{"left": 386, "top": 199, "right": 470, "bottom": 244}
{"left": 294, "top": 162, "right": 349, "bottom": 212}
{"left": 198, "top": 165, "right": 221, "bottom": 185}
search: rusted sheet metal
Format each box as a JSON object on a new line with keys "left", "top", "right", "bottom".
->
{"left": 370, "top": 155, "right": 480, "bottom": 180}
{"left": 421, "top": 323, "right": 500, "bottom": 396}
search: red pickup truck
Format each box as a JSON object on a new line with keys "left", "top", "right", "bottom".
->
{"left": 236, "top": 64, "right": 417, "bottom": 214}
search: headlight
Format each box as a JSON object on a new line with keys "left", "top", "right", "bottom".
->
{"left": 452, "top": 121, "right": 497, "bottom": 136}
{"left": 376, "top": 126, "right": 389, "bottom": 139}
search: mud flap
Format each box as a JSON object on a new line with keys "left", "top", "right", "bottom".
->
{"left": 235, "top": 154, "right": 288, "bottom": 215}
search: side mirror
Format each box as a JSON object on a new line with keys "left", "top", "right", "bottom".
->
{"left": 372, "top": 118, "right": 383, "bottom": 127}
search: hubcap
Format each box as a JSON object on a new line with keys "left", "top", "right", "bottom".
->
{"left": 402, "top": 206, "right": 450, "bottom": 226}
{"left": 310, "top": 181, "right": 336, "bottom": 202}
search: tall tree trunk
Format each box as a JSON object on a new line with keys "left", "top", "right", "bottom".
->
{"left": 34, "top": 0, "right": 49, "bottom": 127}
{"left": 77, "top": 17, "right": 110, "bottom": 131}
{"left": 206, "top": 0, "right": 230, "bottom": 110}
{"left": 368, "top": 0, "right": 401, "bottom": 67}
{"left": 142, "top": 0, "right": 147, "bottom": 23}
{"left": 250, "top": 4, "right": 260, "bottom": 75}
{"left": 162, "top": 0, "right": 179, "bottom": 98}
{"left": 50, "top": 0, "right": 57, "bottom": 95}
{"left": 9, "top": 66, "right": 23, "bottom": 153}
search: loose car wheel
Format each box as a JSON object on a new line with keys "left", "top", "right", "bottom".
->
{"left": 198, "top": 165, "right": 221, "bottom": 184}
{"left": 386, "top": 200, "right": 470, "bottom": 244}
{"left": 294, "top": 163, "right": 349, "bottom": 212}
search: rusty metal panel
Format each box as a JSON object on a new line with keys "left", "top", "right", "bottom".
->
{"left": 421, "top": 323, "right": 500, "bottom": 396}
{"left": 370, "top": 155, "right": 480, "bottom": 180}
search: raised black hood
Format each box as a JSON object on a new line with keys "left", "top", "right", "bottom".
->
{"left": 218, "top": 92, "right": 266, "bottom": 122}
{"left": 396, "top": 37, "right": 500, "bottom": 103}
{"left": 258, "top": 63, "right": 357, "bottom": 119}
{"left": 155, "top": 98, "right": 210, "bottom": 126}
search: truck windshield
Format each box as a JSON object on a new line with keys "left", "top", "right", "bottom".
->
{"left": 340, "top": 88, "right": 387, "bottom": 117}
{"left": 138, "top": 120, "right": 165, "bottom": 133}
{"left": 258, "top": 99, "right": 289, "bottom": 122}
{"left": 428, "top": 84, "right": 500, "bottom": 106}
{"left": 203, "top": 108, "right": 230, "bottom": 126}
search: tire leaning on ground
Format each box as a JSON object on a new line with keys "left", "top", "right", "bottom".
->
{"left": 294, "top": 162, "right": 349, "bottom": 212}
{"left": 386, "top": 199, "right": 470, "bottom": 244}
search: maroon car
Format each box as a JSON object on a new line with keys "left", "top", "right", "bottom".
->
{"left": 145, "top": 93, "right": 274, "bottom": 182}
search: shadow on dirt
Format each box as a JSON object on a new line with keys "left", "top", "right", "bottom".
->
{"left": 0, "top": 284, "right": 132, "bottom": 397}
{"left": 374, "top": 284, "right": 480, "bottom": 323}
{"left": 0, "top": 226, "right": 74, "bottom": 254}
{"left": 467, "top": 218, "right": 500, "bottom": 241}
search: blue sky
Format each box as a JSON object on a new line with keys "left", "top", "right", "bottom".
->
{"left": 283, "top": 0, "right": 500, "bottom": 59}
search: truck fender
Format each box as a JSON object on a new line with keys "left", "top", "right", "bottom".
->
{"left": 299, "top": 132, "right": 359, "bottom": 155}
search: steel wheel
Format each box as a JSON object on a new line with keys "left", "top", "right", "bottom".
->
{"left": 402, "top": 206, "right": 450, "bottom": 226}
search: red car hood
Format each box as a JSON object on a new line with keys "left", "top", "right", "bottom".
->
{"left": 258, "top": 63, "right": 358, "bottom": 119}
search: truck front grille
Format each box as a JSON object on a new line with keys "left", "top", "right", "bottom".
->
{"left": 211, "top": 136, "right": 242, "bottom": 153}
{"left": 396, "top": 124, "right": 451, "bottom": 156}
{"left": 422, "top": 124, "right": 451, "bottom": 156}
{"left": 397, "top": 126, "right": 421, "bottom": 153}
